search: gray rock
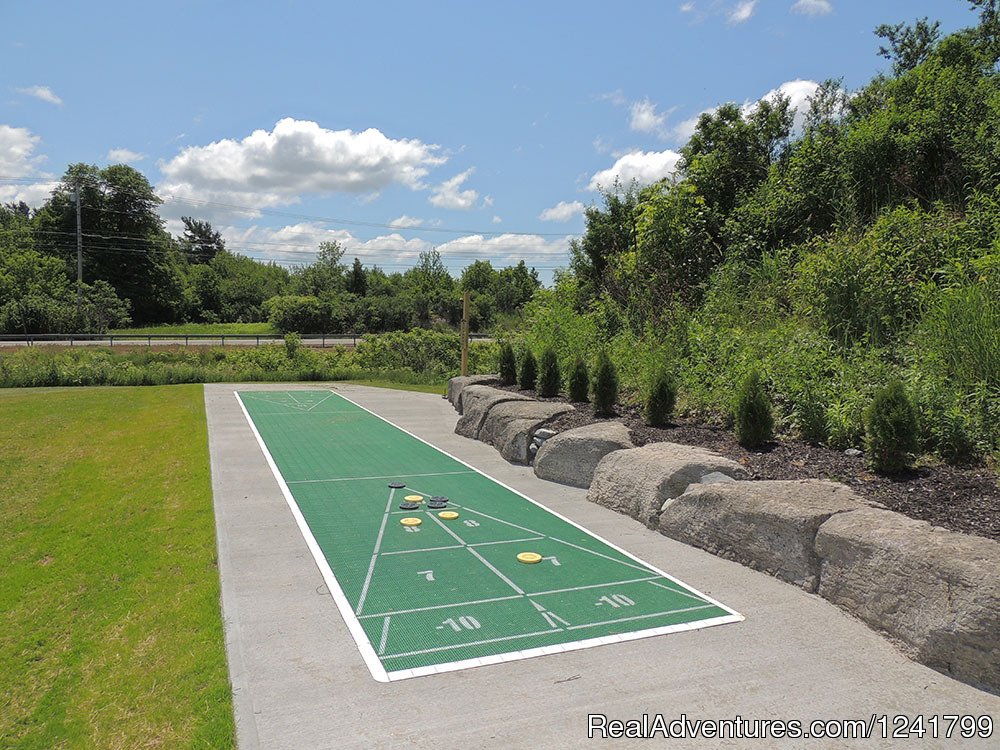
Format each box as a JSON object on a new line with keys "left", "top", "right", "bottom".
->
{"left": 478, "top": 400, "right": 574, "bottom": 464}
{"left": 816, "top": 507, "right": 1000, "bottom": 693}
{"left": 587, "top": 442, "right": 746, "bottom": 527}
{"left": 446, "top": 375, "right": 499, "bottom": 413}
{"left": 528, "top": 443, "right": 538, "bottom": 456}
{"left": 659, "top": 480, "right": 867, "bottom": 592}
{"left": 844, "top": 448, "right": 863, "bottom": 457}
{"left": 700, "top": 471, "right": 737, "bottom": 485}
{"left": 454, "top": 386, "right": 532, "bottom": 439}
{"left": 534, "top": 421, "right": 634, "bottom": 489}
{"left": 534, "top": 428, "right": 558, "bottom": 441}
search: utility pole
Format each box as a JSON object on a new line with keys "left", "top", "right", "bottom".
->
{"left": 460, "top": 291, "right": 470, "bottom": 376}
{"left": 74, "top": 187, "right": 83, "bottom": 317}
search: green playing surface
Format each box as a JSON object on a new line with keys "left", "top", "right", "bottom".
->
{"left": 237, "top": 389, "right": 742, "bottom": 681}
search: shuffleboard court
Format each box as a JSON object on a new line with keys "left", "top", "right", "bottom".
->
{"left": 236, "top": 389, "right": 742, "bottom": 681}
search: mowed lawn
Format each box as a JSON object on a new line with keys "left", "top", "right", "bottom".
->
{"left": 0, "top": 385, "right": 234, "bottom": 749}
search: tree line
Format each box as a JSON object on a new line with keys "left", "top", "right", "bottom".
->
{"left": 0, "top": 167, "right": 540, "bottom": 334}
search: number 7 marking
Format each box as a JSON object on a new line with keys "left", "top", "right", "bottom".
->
{"left": 543, "top": 556, "right": 560, "bottom": 566}
{"left": 417, "top": 570, "right": 434, "bottom": 582}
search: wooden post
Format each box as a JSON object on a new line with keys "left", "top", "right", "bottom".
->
{"left": 461, "top": 291, "right": 470, "bottom": 376}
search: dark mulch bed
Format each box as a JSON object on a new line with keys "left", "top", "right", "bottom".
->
{"left": 496, "top": 384, "right": 1000, "bottom": 542}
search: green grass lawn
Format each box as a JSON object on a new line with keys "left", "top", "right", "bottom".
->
{"left": 110, "top": 322, "right": 275, "bottom": 335}
{"left": 0, "top": 385, "right": 235, "bottom": 749}
{"left": 341, "top": 379, "right": 446, "bottom": 395}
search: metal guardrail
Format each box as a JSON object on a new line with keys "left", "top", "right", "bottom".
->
{"left": 0, "top": 332, "right": 493, "bottom": 347}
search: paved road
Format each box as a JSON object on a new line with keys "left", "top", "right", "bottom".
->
{"left": 205, "top": 383, "right": 1000, "bottom": 750}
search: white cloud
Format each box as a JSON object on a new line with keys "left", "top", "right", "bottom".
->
{"left": 436, "top": 233, "right": 573, "bottom": 267}
{"left": 157, "top": 118, "right": 446, "bottom": 214}
{"left": 791, "top": 0, "right": 832, "bottom": 15}
{"left": 728, "top": 0, "right": 757, "bottom": 23}
{"left": 588, "top": 150, "right": 681, "bottom": 191}
{"left": 428, "top": 168, "right": 479, "bottom": 210}
{"left": 630, "top": 98, "right": 669, "bottom": 136}
{"left": 671, "top": 111, "right": 710, "bottom": 143}
{"left": 0, "top": 124, "right": 53, "bottom": 205}
{"left": 680, "top": 2, "right": 695, "bottom": 11}
{"left": 388, "top": 214, "right": 424, "bottom": 228}
{"left": 539, "top": 200, "right": 585, "bottom": 222}
{"left": 16, "top": 85, "right": 62, "bottom": 106}
{"left": 491, "top": 215, "right": 502, "bottom": 224}
{"left": 597, "top": 90, "right": 627, "bottom": 106}
{"left": 107, "top": 148, "right": 145, "bottom": 163}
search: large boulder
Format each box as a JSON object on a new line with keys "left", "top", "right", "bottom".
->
{"left": 534, "top": 421, "right": 634, "bottom": 488}
{"left": 659, "top": 480, "right": 867, "bottom": 592}
{"left": 816, "top": 508, "right": 1000, "bottom": 693}
{"left": 479, "top": 400, "right": 574, "bottom": 464}
{"left": 447, "top": 375, "right": 499, "bottom": 413}
{"left": 587, "top": 442, "right": 746, "bottom": 527}
{"left": 454, "top": 386, "right": 532, "bottom": 439}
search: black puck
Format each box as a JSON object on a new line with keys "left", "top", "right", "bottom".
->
{"left": 398, "top": 502, "right": 420, "bottom": 510}
{"left": 428, "top": 502, "right": 448, "bottom": 510}
{"left": 430, "top": 496, "right": 449, "bottom": 504}
{"left": 388, "top": 482, "right": 406, "bottom": 489}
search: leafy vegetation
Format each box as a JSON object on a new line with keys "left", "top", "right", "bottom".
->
{"left": 568, "top": 356, "right": 590, "bottom": 403}
{"left": 865, "top": 380, "right": 920, "bottom": 472}
{"left": 537, "top": 347, "right": 561, "bottom": 397}
{"left": 0, "top": 386, "right": 234, "bottom": 747}
{"left": 0, "top": 329, "right": 495, "bottom": 389}
{"left": 645, "top": 367, "right": 677, "bottom": 427}
{"left": 518, "top": 349, "right": 537, "bottom": 391}
{"left": 734, "top": 370, "right": 775, "bottom": 448}
{"left": 591, "top": 350, "right": 619, "bottom": 416}
{"left": 519, "top": 3, "right": 1000, "bottom": 463}
{"left": 498, "top": 341, "right": 517, "bottom": 386}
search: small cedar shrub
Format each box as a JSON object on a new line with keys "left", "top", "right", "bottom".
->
{"left": 498, "top": 342, "right": 517, "bottom": 386}
{"left": 645, "top": 368, "right": 677, "bottom": 426}
{"left": 537, "top": 347, "right": 561, "bottom": 397}
{"left": 591, "top": 351, "right": 619, "bottom": 416}
{"left": 568, "top": 357, "right": 590, "bottom": 402}
{"left": 864, "top": 379, "right": 919, "bottom": 473}
{"left": 734, "top": 370, "right": 774, "bottom": 447}
{"left": 518, "top": 349, "right": 537, "bottom": 390}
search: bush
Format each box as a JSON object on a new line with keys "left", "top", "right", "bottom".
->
{"left": 591, "top": 351, "right": 619, "bottom": 416}
{"left": 498, "top": 342, "right": 517, "bottom": 386}
{"left": 734, "top": 370, "right": 774, "bottom": 447}
{"left": 645, "top": 368, "right": 677, "bottom": 426}
{"left": 568, "top": 357, "right": 589, "bottom": 402}
{"left": 518, "top": 349, "right": 537, "bottom": 390}
{"left": 537, "top": 347, "right": 560, "bottom": 397}
{"left": 864, "top": 379, "right": 919, "bottom": 473}
{"left": 284, "top": 332, "right": 301, "bottom": 359}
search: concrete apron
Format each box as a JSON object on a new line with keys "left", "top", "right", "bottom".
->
{"left": 205, "top": 383, "right": 1000, "bottom": 750}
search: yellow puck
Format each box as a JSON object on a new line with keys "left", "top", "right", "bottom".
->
{"left": 517, "top": 552, "right": 543, "bottom": 564}
{"left": 437, "top": 511, "right": 459, "bottom": 520}
{"left": 400, "top": 517, "right": 422, "bottom": 527}
{"left": 403, "top": 494, "right": 423, "bottom": 502}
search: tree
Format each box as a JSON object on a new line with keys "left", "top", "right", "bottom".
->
{"left": 294, "top": 241, "right": 346, "bottom": 296}
{"left": 33, "top": 163, "right": 186, "bottom": 323}
{"left": 875, "top": 17, "right": 942, "bottom": 75}
{"left": 347, "top": 257, "right": 367, "bottom": 296}
{"left": 460, "top": 259, "right": 497, "bottom": 294}
{"left": 179, "top": 217, "right": 225, "bottom": 264}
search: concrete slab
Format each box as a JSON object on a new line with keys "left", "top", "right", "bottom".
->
{"left": 206, "top": 383, "right": 1000, "bottom": 750}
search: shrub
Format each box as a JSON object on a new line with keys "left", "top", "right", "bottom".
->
{"left": 734, "top": 370, "right": 774, "bottom": 447}
{"left": 284, "top": 332, "right": 301, "bottom": 360}
{"left": 518, "top": 349, "right": 537, "bottom": 390}
{"left": 864, "top": 379, "right": 919, "bottom": 473}
{"left": 537, "top": 347, "right": 561, "bottom": 397}
{"left": 591, "top": 351, "right": 619, "bottom": 416}
{"left": 498, "top": 342, "right": 517, "bottom": 385}
{"left": 568, "top": 357, "right": 589, "bottom": 402}
{"left": 645, "top": 367, "right": 677, "bottom": 426}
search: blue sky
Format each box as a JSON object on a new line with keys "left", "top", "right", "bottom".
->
{"left": 0, "top": 0, "right": 981, "bottom": 280}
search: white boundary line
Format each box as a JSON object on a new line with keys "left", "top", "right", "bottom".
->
{"left": 234, "top": 391, "right": 392, "bottom": 682}
{"left": 288, "top": 470, "right": 476, "bottom": 485}
{"left": 235, "top": 388, "right": 743, "bottom": 683}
